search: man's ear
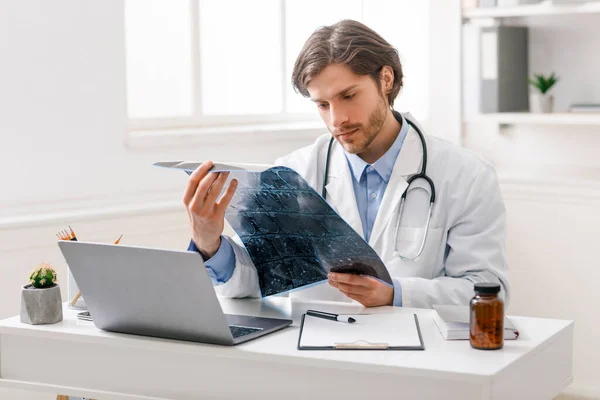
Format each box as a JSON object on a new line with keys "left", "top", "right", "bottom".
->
{"left": 380, "top": 66, "right": 394, "bottom": 95}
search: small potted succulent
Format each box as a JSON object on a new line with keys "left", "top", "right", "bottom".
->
{"left": 20, "top": 263, "right": 63, "bottom": 325}
{"left": 529, "top": 73, "right": 559, "bottom": 113}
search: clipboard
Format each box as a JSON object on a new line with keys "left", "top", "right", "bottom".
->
{"left": 297, "top": 313, "right": 425, "bottom": 350}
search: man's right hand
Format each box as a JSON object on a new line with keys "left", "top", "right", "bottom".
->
{"left": 183, "top": 160, "right": 238, "bottom": 260}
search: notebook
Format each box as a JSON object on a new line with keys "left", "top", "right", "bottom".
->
{"left": 432, "top": 304, "right": 519, "bottom": 340}
{"left": 297, "top": 313, "right": 425, "bottom": 350}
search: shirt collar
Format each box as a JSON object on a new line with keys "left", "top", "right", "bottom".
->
{"left": 345, "top": 113, "right": 409, "bottom": 183}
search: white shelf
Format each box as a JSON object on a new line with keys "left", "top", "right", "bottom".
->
{"left": 465, "top": 112, "right": 600, "bottom": 125}
{"left": 463, "top": 1, "right": 600, "bottom": 19}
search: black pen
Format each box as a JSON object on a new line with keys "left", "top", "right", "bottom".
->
{"left": 306, "top": 309, "right": 356, "bottom": 323}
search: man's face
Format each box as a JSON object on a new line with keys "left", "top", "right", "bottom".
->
{"left": 307, "top": 63, "right": 388, "bottom": 155}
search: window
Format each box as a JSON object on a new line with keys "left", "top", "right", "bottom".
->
{"left": 125, "top": 0, "right": 430, "bottom": 133}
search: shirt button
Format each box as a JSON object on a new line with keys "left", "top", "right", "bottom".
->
{"left": 367, "top": 166, "right": 374, "bottom": 172}
{"left": 371, "top": 192, "right": 377, "bottom": 199}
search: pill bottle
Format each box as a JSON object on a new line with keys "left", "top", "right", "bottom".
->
{"left": 469, "top": 282, "right": 504, "bottom": 350}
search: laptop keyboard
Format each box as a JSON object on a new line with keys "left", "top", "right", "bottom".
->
{"left": 229, "top": 325, "right": 263, "bottom": 338}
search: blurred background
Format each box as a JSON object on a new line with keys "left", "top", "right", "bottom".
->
{"left": 1, "top": 0, "right": 599, "bottom": 398}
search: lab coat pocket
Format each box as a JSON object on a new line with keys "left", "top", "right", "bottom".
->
{"left": 395, "top": 227, "right": 445, "bottom": 278}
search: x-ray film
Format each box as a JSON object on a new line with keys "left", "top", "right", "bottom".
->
{"left": 154, "top": 161, "right": 392, "bottom": 297}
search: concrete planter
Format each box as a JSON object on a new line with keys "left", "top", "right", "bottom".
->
{"left": 530, "top": 93, "right": 554, "bottom": 113}
{"left": 20, "top": 284, "right": 63, "bottom": 325}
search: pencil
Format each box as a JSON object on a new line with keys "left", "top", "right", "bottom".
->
{"left": 68, "top": 226, "right": 77, "bottom": 240}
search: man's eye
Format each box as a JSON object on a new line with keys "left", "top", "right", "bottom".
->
{"left": 344, "top": 94, "right": 355, "bottom": 100}
{"left": 318, "top": 103, "right": 329, "bottom": 109}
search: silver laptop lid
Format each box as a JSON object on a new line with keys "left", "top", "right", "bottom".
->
{"left": 58, "top": 241, "right": 234, "bottom": 345}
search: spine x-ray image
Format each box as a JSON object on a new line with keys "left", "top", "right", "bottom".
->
{"left": 154, "top": 161, "right": 393, "bottom": 297}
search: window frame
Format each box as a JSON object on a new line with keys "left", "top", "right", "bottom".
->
{"left": 126, "top": 0, "right": 325, "bottom": 136}
{"left": 125, "top": 0, "right": 432, "bottom": 148}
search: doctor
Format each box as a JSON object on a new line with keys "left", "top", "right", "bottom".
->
{"left": 184, "top": 19, "right": 509, "bottom": 309}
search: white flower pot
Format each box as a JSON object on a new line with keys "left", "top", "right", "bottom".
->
{"left": 530, "top": 93, "right": 554, "bottom": 113}
{"left": 20, "top": 284, "right": 63, "bottom": 325}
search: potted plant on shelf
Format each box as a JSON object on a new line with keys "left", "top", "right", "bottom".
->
{"left": 20, "top": 263, "right": 63, "bottom": 325}
{"left": 529, "top": 73, "right": 559, "bottom": 113}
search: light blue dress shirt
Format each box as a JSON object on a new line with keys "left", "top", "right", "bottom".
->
{"left": 189, "top": 114, "right": 409, "bottom": 306}
{"left": 187, "top": 238, "right": 235, "bottom": 284}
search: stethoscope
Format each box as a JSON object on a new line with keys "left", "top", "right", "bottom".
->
{"left": 321, "top": 111, "right": 435, "bottom": 261}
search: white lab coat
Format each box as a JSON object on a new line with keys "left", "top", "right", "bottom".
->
{"left": 215, "top": 113, "right": 509, "bottom": 309}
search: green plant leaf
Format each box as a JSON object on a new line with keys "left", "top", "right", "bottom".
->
{"left": 529, "top": 73, "right": 559, "bottom": 94}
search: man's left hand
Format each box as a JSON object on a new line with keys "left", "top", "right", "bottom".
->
{"left": 328, "top": 272, "right": 394, "bottom": 307}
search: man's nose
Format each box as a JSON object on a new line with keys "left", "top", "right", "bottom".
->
{"left": 330, "top": 105, "right": 349, "bottom": 129}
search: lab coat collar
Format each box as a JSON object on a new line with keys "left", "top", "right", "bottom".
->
{"left": 392, "top": 112, "right": 424, "bottom": 177}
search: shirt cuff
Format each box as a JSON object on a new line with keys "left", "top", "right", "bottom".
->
{"left": 187, "top": 236, "right": 236, "bottom": 284}
{"left": 392, "top": 278, "right": 403, "bottom": 307}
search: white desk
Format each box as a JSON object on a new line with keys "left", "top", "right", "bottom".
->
{"left": 0, "top": 297, "right": 573, "bottom": 400}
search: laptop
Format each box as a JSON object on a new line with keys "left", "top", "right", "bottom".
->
{"left": 57, "top": 240, "right": 292, "bottom": 345}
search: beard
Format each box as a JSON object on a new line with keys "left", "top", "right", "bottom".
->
{"left": 333, "top": 95, "right": 387, "bottom": 155}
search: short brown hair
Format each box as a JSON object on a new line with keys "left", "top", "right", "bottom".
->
{"left": 292, "top": 19, "right": 403, "bottom": 106}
